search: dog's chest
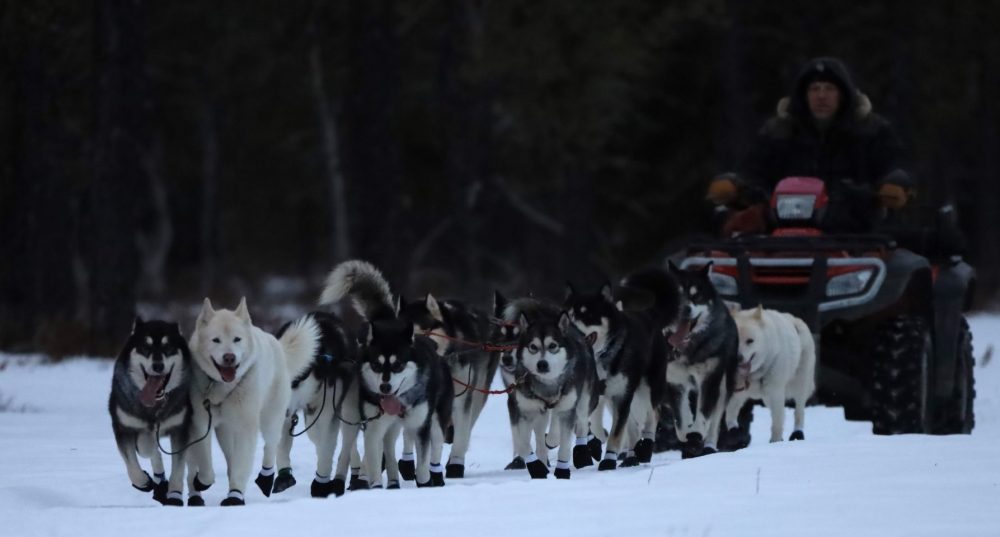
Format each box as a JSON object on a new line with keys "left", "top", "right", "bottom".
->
{"left": 666, "top": 357, "right": 721, "bottom": 386}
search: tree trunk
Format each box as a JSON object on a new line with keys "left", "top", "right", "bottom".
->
{"left": 89, "top": 0, "right": 147, "bottom": 354}
{"left": 308, "top": 17, "right": 351, "bottom": 264}
{"left": 198, "top": 91, "right": 220, "bottom": 297}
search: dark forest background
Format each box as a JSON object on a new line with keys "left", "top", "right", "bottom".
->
{"left": 1, "top": 0, "right": 998, "bottom": 356}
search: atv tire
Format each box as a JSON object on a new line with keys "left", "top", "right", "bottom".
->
{"left": 871, "top": 316, "right": 931, "bottom": 435}
{"left": 936, "top": 317, "right": 975, "bottom": 434}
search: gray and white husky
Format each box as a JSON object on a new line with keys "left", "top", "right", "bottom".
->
{"left": 663, "top": 261, "right": 739, "bottom": 458}
{"left": 108, "top": 317, "right": 192, "bottom": 506}
{"left": 185, "top": 298, "right": 318, "bottom": 505}
{"left": 511, "top": 309, "right": 599, "bottom": 479}
{"left": 398, "top": 294, "right": 498, "bottom": 479}
{"left": 491, "top": 292, "right": 565, "bottom": 470}
{"left": 320, "top": 260, "right": 454, "bottom": 489}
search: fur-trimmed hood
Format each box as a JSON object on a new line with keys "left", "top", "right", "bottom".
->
{"left": 783, "top": 57, "right": 869, "bottom": 125}
{"left": 776, "top": 92, "right": 873, "bottom": 122}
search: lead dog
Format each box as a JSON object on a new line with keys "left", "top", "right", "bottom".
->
{"left": 185, "top": 298, "right": 318, "bottom": 505}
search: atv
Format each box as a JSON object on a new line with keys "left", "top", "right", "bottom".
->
{"left": 681, "top": 176, "right": 976, "bottom": 435}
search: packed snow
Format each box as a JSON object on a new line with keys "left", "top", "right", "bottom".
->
{"left": 1, "top": 316, "right": 998, "bottom": 537}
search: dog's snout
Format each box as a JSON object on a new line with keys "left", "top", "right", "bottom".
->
{"left": 501, "top": 354, "right": 514, "bottom": 367}
{"left": 151, "top": 362, "right": 165, "bottom": 374}
{"left": 536, "top": 360, "right": 549, "bottom": 373}
{"left": 222, "top": 353, "right": 236, "bottom": 366}
{"left": 379, "top": 383, "right": 393, "bottom": 394}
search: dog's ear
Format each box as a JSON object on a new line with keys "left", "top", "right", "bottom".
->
{"left": 700, "top": 261, "right": 715, "bottom": 276}
{"left": 426, "top": 294, "right": 443, "bottom": 323}
{"left": 361, "top": 322, "right": 374, "bottom": 345}
{"left": 395, "top": 294, "right": 405, "bottom": 315}
{"left": 235, "top": 297, "right": 251, "bottom": 324}
{"left": 563, "top": 282, "right": 576, "bottom": 303}
{"left": 726, "top": 301, "right": 742, "bottom": 314}
{"left": 518, "top": 312, "right": 530, "bottom": 331}
{"left": 403, "top": 320, "right": 415, "bottom": 343}
{"left": 558, "top": 311, "right": 572, "bottom": 334}
{"left": 492, "top": 290, "right": 507, "bottom": 317}
{"left": 616, "top": 300, "right": 625, "bottom": 312}
{"left": 667, "top": 259, "right": 682, "bottom": 276}
{"left": 754, "top": 304, "right": 764, "bottom": 319}
{"left": 132, "top": 316, "right": 144, "bottom": 333}
{"left": 197, "top": 298, "right": 215, "bottom": 326}
{"left": 170, "top": 321, "right": 183, "bottom": 337}
{"left": 601, "top": 282, "right": 614, "bottom": 303}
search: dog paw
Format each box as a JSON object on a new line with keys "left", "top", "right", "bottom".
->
{"left": 386, "top": 480, "right": 400, "bottom": 490}
{"left": 398, "top": 459, "right": 416, "bottom": 481}
{"left": 573, "top": 445, "right": 594, "bottom": 468}
{"left": 416, "top": 479, "right": 431, "bottom": 488}
{"left": 331, "top": 478, "right": 346, "bottom": 497}
{"left": 526, "top": 459, "right": 549, "bottom": 479}
{"left": 151, "top": 478, "right": 169, "bottom": 503}
{"left": 311, "top": 479, "right": 335, "bottom": 498}
{"left": 700, "top": 446, "right": 717, "bottom": 456}
{"left": 430, "top": 471, "right": 445, "bottom": 487}
{"left": 598, "top": 459, "right": 617, "bottom": 471}
{"left": 254, "top": 472, "right": 274, "bottom": 497}
{"left": 348, "top": 476, "right": 368, "bottom": 491}
{"left": 187, "top": 495, "right": 205, "bottom": 507}
{"left": 132, "top": 472, "right": 155, "bottom": 493}
{"left": 162, "top": 497, "right": 184, "bottom": 507}
{"left": 445, "top": 463, "right": 464, "bottom": 478}
{"left": 587, "top": 437, "right": 603, "bottom": 461}
{"left": 789, "top": 430, "right": 805, "bottom": 441}
{"left": 504, "top": 456, "right": 526, "bottom": 470}
{"left": 192, "top": 473, "right": 212, "bottom": 492}
{"left": 634, "top": 438, "right": 654, "bottom": 463}
{"left": 554, "top": 468, "right": 571, "bottom": 479}
{"left": 220, "top": 497, "right": 245, "bottom": 506}
{"left": 621, "top": 455, "right": 640, "bottom": 467}
{"left": 272, "top": 468, "right": 296, "bottom": 494}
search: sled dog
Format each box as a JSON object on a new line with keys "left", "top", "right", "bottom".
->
{"left": 320, "top": 260, "right": 453, "bottom": 488}
{"left": 566, "top": 279, "right": 673, "bottom": 469}
{"left": 511, "top": 309, "right": 599, "bottom": 479}
{"left": 726, "top": 305, "right": 816, "bottom": 444}
{"left": 491, "top": 292, "right": 566, "bottom": 470}
{"left": 272, "top": 311, "right": 362, "bottom": 497}
{"left": 185, "top": 298, "right": 318, "bottom": 505}
{"left": 663, "top": 261, "right": 739, "bottom": 458}
{"left": 398, "top": 294, "right": 498, "bottom": 479}
{"left": 108, "top": 318, "right": 192, "bottom": 506}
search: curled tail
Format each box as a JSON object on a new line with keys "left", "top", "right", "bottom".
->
{"left": 319, "top": 259, "right": 396, "bottom": 321}
{"left": 279, "top": 314, "right": 321, "bottom": 380}
{"left": 619, "top": 266, "right": 682, "bottom": 329}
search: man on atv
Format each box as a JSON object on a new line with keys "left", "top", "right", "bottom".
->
{"left": 708, "top": 56, "right": 912, "bottom": 235}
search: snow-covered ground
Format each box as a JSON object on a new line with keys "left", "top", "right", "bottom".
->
{"left": 1, "top": 315, "right": 998, "bottom": 537}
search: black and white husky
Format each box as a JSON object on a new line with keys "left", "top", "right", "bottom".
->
{"left": 491, "top": 292, "right": 565, "bottom": 470}
{"left": 565, "top": 280, "right": 673, "bottom": 470}
{"left": 320, "top": 260, "right": 454, "bottom": 488}
{"left": 272, "top": 311, "right": 361, "bottom": 498}
{"left": 511, "top": 309, "right": 599, "bottom": 479}
{"left": 108, "top": 317, "right": 192, "bottom": 506}
{"left": 663, "top": 261, "right": 739, "bottom": 458}
{"left": 398, "top": 294, "right": 498, "bottom": 479}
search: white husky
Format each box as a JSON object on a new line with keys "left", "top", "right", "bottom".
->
{"left": 726, "top": 305, "right": 816, "bottom": 443}
{"left": 185, "top": 298, "right": 318, "bottom": 506}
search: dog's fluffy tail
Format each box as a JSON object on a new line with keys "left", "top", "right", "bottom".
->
{"left": 319, "top": 259, "right": 395, "bottom": 320}
{"left": 620, "top": 266, "right": 682, "bottom": 329}
{"left": 279, "top": 314, "right": 321, "bottom": 379}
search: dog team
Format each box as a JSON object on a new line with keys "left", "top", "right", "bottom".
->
{"left": 108, "top": 259, "right": 816, "bottom": 506}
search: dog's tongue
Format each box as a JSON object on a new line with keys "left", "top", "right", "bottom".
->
{"left": 139, "top": 375, "right": 168, "bottom": 408}
{"left": 668, "top": 319, "right": 692, "bottom": 348}
{"left": 218, "top": 366, "right": 237, "bottom": 383}
{"left": 380, "top": 395, "right": 404, "bottom": 416}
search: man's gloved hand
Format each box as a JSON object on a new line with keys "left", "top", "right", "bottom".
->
{"left": 878, "top": 169, "right": 914, "bottom": 210}
{"left": 878, "top": 183, "right": 909, "bottom": 209}
{"left": 706, "top": 173, "right": 740, "bottom": 206}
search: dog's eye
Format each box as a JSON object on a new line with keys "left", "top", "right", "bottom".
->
{"left": 527, "top": 344, "right": 540, "bottom": 354}
{"left": 162, "top": 346, "right": 175, "bottom": 355}
{"left": 233, "top": 337, "right": 241, "bottom": 343}
{"left": 746, "top": 338, "right": 754, "bottom": 345}
{"left": 212, "top": 337, "right": 221, "bottom": 344}
{"left": 136, "top": 346, "right": 151, "bottom": 356}
{"left": 546, "top": 342, "right": 559, "bottom": 353}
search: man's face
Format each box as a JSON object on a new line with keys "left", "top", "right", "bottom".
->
{"left": 807, "top": 81, "right": 840, "bottom": 121}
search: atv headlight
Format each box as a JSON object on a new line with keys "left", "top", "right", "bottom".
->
{"left": 709, "top": 272, "right": 738, "bottom": 296}
{"left": 826, "top": 269, "right": 874, "bottom": 297}
{"left": 775, "top": 194, "right": 817, "bottom": 220}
